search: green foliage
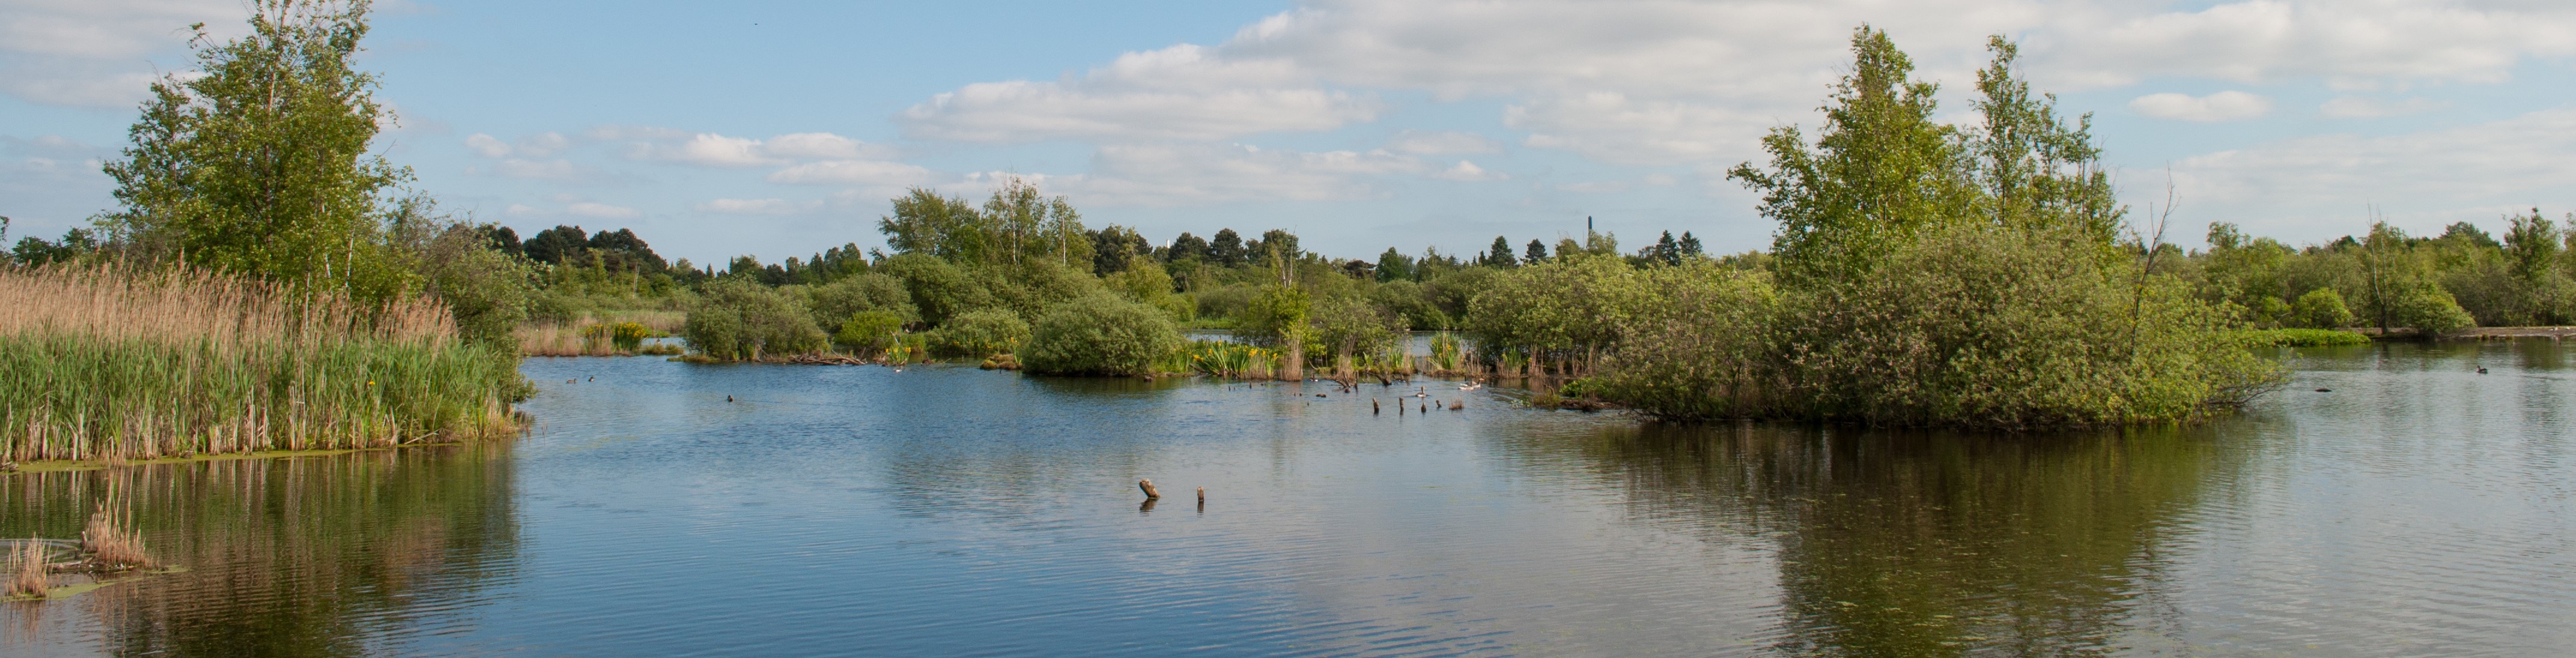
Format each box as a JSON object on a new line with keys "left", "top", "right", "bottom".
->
{"left": 1307, "top": 294, "right": 1402, "bottom": 366}
{"left": 2289, "top": 288, "right": 2354, "bottom": 329}
{"left": 100, "top": 1, "right": 415, "bottom": 304}
{"left": 834, "top": 310, "right": 907, "bottom": 355}
{"left": 924, "top": 309, "right": 1030, "bottom": 358}
{"left": 1021, "top": 294, "right": 1183, "bottom": 376}
{"left": 1730, "top": 26, "right": 1978, "bottom": 286}
{"left": 413, "top": 223, "right": 531, "bottom": 347}
{"left": 878, "top": 177, "right": 1089, "bottom": 268}
{"left": 1758, "top": 225, "right": 2279, "bottom": 427}
{"left": 580, "top": 322, "right": 653, "bottom": 352}
{"left": 1233, "top": 285, "right": 1312, "bottom": 348}
{"left": 875, "top": 253, "right": 994, "bottom": 325}
{"left": 2240, "top": 328, "right": 2371, "bottom": 347}
{"left": 1465, "top": 255, "right": 1646, "bottom": 365}
{"left": 681, "top": 279, "right": 825, "bottom": 360}
{"left": 803, "top": 273, "right": 917, "bottom": 334}
{"left": 1576, "top": 263, "right": 1781, "bottom": 418}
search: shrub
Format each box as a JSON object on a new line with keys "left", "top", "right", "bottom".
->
{"left": 925, "top": 309, "right": 1030, "bottom": 358}
{"left": 2290, "top": 288, "right": 2354, "bottom": 329}
{"left": 1577, "top": 263, "right": 1780, "bottom": 418}
{"left": 682, "top": 279, "right": 825, "bottom": 360}
{"left": 1578, "top": 226, "right": 2283, "bottom": 427}
{"left": 1021, "top": 294, "right": 1183, "bottom": 376}
{"left": 1765, "top": 226, "right": 2280, "bottom": 427}
{"left": 833, "top": 310, "right": 907, "bottom": 355}
{"left": 2390, "top": 283, "right": 2476, "bottom": 334}
{"left": 805, "top": 273, "right": 916, "bottom": 334}
{"left": 876, "top": 253, "right": 994, "bottom": 325}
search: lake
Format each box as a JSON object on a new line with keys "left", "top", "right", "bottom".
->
{"left": 4, "top": 340, "right": 2572, "bottom": 656}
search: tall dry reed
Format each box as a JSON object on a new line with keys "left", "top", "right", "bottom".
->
{"left": 0, "top": 263, "right": 526, "bottom": 462}
{"left": 81, "top": 494, "right": 151, "bottom": 570}
{"left": 5, "top": 540, "right": 44, "bottom": 598}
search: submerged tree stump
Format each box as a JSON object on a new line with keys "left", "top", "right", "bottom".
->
{"left": 1138, "top": 479, "right": 1162, "bottom": 499}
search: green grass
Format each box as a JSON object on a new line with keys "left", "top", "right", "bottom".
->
{"left": 2240, "top": 328, "right": 2373, "bottom": 347}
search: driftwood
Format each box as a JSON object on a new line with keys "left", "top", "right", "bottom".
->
{"left": 1138, "top": 479, "right": 1162, "bottom": 499}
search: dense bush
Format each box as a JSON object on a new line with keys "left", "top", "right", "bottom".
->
{"left": 925, "top": 308, "right": 1031, "bottom": 358}
{"left": 682, "top": 279, "right": 825, "bottom": 360}
{"left": 1020, "top": 294, "right": 1183, "bottom": 376}
{"left": 834, "top": 310, "right": 906, "bottom": 355}
{"left": 803, "top": 273, "right": 916, "bottom": 334}
{"left": 1570, "top": 263, "right": 1780, "bottom": 418}
{"left": 2290, "top": 288, "right": 2354, "bottom": 329}
{"left": 1764, "top": 226, "right": 2280, "bottom": 427}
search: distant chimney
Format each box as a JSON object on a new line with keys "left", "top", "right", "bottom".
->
{"left": 1587, "top": 216, "right": 1593, "bottom": 233}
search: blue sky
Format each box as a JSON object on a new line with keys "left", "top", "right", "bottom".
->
{"left": 5, "top": 0, "right": 2574, "bottom": 266}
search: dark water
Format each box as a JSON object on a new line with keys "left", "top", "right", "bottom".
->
{"left": 5, "top": 342, "right": 2572, "bottom": 656}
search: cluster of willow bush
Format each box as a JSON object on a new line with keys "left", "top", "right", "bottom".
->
{"left": 1561, "top": 227, "right": 2282, "bottom": 428}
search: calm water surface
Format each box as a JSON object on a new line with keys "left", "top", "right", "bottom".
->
{"left": 4, "top": 342, "right": 2572, "bottom": 656}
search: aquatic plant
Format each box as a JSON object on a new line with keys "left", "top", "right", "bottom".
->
{"left": 6, "top": 540, "right": 44, "bottom": 598}
{"left": 81, "top": 490, "right": 152, "bottom": 570}
{"left": 0, "top": 263, "right": 527, "bottom": 462}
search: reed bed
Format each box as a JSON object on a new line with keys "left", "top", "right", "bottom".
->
{"left": 516, "top": 320, "right": 682, "bottom": 357}
{"left": 80, "top": 486, "right": 150, "bottom": 569}
{"left": 5, "top": 540, "right": 43, "bottom": 598}
{"left": 0, "top": 264, "right": 526, "bottom": 463}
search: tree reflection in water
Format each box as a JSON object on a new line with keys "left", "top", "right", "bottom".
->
{"left": 0, "top": 445, "right": 517, "bottom": 656}
{"left": 1536, "top": 421, "right": 2232, "bottom": 656}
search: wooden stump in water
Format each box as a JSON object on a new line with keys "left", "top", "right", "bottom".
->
{"left": 1196, "top": 486, "right": 1205, "bottom": 503}
{"left": 1138, "top": 479, "right": 1162, "bottom": 499}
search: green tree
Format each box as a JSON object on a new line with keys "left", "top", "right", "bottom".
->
{"left": 1524, "top": 239, "right": 1549, "bottom": 265}
{"left": 1970, "top": 36, "right": 2121, "bottom": 244}
{"left": 1375, "top": 247, "right": 1415, "bottom": 282}
{"left": 102, "top": 0, "right": 413, "bottom": 302}
{"left": 1728, "top": 25, "right": 1976, "bottom": 286}
{"left": 1485, "top": 236, "right": 1519, "bottom": 267}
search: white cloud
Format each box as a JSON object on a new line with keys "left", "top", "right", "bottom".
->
{"left": 493, "top": 158, "right": 583, "bottom": 180}
{"left": 900, "top": 44, "right": 1380, "bottom": 142}
{"left": 610, "top": 130, "right": 896, "bottom": 168}
{"left": 1506, "top": 92, "right": 1767, "bottom": 165}
{"left": 1385, "top": 130, "right": 1502, "bottom": 155}
{"left": 2130, "top": 91, "right": 2274, "bottom": 122}
{"left": 697, "top": 198, "right": 811, "bottom": 215}
{"left": 1557, "top": 181, "right": 1630, "bottom": 193}
{"left": 1430, "top": 160, "right": 1505, "bottom": 181}
{"left": 2167, "top": 106, "right": 2576, "bottom": 231}
{"left": 0, "top": 0, "right": 241, "bottom": 106}
{"left": 761, "top": 132, "right": 892, "bottom": 160}
{"left": 2043, "top": 1, "right": 2576, "bottom": 88}
{"left": 766, "top": 160, "right": 938, "bottom": 187}
{"left": 566, "top": 202, "right": 640, "bottom": 219}
{"left": 633, "top": 133, "right": 774, "bottom": 168}
{"left": 464, "top": 133, "right": 511, "bottom": 158}
{"left": 2319, "top": 95, "right": 2450, "bottom": 119}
